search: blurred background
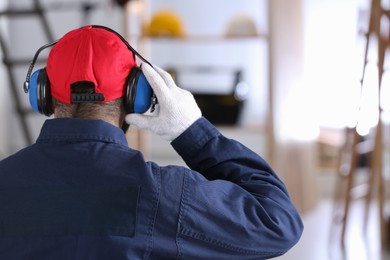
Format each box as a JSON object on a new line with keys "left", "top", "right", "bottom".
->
{"left": 1, "top": 0, "right": 390, "bottom": 259}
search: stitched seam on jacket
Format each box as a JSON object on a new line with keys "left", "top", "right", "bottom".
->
{"left": 143, "top": 165, "right": 161, "bottom": 260}
{"left": 178, "top": 227, "right": 284, "bottom": 256}
{"left": 175, "top": 168, "right": 190, "bottom": 259}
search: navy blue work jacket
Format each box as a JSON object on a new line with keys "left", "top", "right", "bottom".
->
{"left": 0, "top": 117, "right": 303, "bottom": 259}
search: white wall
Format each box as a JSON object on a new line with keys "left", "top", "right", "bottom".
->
{"left": 303, "top": 0, "right": 362, "bottom": 130}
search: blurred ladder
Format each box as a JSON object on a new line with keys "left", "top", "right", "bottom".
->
{"left": 0, "top": 0, "right": 54, "bottom": 145}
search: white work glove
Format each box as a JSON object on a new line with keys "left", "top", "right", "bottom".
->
{"left": 125, "top": 63, "right": 202, "bottom": 142}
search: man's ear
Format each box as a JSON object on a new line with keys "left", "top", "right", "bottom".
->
{"left": 120, "top": 102, "right": 128, "bottom": 133}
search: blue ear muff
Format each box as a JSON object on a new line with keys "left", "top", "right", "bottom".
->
{"left": 28, "top": 68, "right": 53, "bottom": 116}
{"left": 125, "top": 67, "right": 153, "bottom": 114}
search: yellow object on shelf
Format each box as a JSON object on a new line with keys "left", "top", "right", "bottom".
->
{"left": 143, "top": 10, "right": 185, "bottom": 38}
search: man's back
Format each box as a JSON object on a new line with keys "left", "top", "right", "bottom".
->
{"left": 0, "top": 118, "right": 303, "bottom": 259}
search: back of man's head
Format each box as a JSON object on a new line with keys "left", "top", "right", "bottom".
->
{"left": 47, "top": 26, "right": 136, "bottom": 126}
{"left": 53, "top": 85, "right": 125, "bottom": 128}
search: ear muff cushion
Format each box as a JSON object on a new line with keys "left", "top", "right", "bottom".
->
{"left": 29, "top": 70, "right": 41, "bottom": 113}
{"left": 125, "top": 67, "right": 153, "bottom": 114}
{"left": 37, "top": 69, "right": 53, "bottom": 116}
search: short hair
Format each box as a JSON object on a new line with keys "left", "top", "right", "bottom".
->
{"left": 53, "top": 82, "right": 125, "bottom": 126}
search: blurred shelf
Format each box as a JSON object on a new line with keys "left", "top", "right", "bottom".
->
{"left": 130, "top": 35, "right": 269, "bottom": 42}
{"left": 128, "top": 34, "right": 268, "bottom": 43}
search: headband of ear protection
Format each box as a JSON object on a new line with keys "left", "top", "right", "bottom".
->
{"left": 23, "top": 25, "right": 156, "bottom": 116}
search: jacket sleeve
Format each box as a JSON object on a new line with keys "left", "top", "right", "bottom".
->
{"left": 171, "top": 117, "right": 304, "bottom": 259}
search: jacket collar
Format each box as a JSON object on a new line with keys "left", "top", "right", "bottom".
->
{"left": 36, "top": 118, "right": 128, "bottom": 147}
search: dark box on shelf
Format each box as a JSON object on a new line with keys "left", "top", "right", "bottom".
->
{"left": 166, "top": 66, "right": 248, "bottom": 126}
{"left": 193, "top": 93, "right": 244, "bottom": 125}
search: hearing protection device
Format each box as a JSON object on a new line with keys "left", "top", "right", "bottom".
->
{"left": 23, "top": 25, "right": 157, "bottom": 116}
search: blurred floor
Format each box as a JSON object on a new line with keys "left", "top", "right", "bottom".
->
{"left": 276, "top": 180, "right": 390, "bottom": 260}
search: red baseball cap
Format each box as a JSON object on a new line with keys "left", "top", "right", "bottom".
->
{"left": 46, "top": 25, "right": 136, "bottom": 104}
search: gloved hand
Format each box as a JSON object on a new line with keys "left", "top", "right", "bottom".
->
{"left": 125, "top": 63, "right": 202, "bottom": 142}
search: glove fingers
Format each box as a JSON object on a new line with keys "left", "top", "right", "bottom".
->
{"left": 125, "top": 114, "right": 154, "bottom": 130}
{"left": 141, "top": 63, "right": 169, "bottom": 99}
{"left": 153, "top": 66, "right": 176, "bottom": 88}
